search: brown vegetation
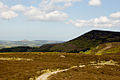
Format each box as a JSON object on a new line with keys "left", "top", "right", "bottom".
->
{"left": 0, "top": 52, "right": 120, "bottom": 80}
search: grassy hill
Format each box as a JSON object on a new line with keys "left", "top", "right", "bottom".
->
{"left": 44, "top": 30, "right": 120, "bottom": 52}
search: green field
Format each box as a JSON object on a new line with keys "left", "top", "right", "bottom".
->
{"left": 0, "top": 52, "right": 120, "bottom": 80}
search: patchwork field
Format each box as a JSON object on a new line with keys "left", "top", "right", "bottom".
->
{"left": 0, "top": 52, "right": 120, "bottom": 80}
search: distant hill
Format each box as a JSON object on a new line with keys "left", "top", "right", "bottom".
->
{"left": 0, "top": 40, "right": 63, "bottom": 49}
{"left": 0, "top": 30, "right": 120, "bottom": 52}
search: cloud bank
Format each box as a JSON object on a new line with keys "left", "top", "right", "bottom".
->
{"left": 0, "top": 0, "right": 82, "bottom": 21}
{"left": 0, "top": 0, "right": 104, "bottom": 21}
{"left": 67, "top": 12, "right": 120, "bottom": 28}
{"left": 1, "top": 0, "right": 120, "bottom": 28}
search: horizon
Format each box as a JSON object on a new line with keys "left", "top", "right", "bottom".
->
{"left": 1, "top": 29, "right": 120, "bottom": 41}
{"left": 0, "top": 0, "right": 120, "bottom": 41}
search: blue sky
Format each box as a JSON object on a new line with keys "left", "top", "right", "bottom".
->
{"left": 0, "top": 0, "right": 120, "bottom": 41}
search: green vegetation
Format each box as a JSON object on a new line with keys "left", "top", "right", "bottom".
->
{"left": 84, "top": 42, "right": 120, "bottom": 55}
{"left": 105, "top": 47, "right": 120, "bottom": 54}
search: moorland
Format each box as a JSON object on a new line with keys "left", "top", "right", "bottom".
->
{"left": 0, "top": 51, "right": 120, "bottom": 80}
{"left": 0, "top": 30, "right": 120, "bottom": 80}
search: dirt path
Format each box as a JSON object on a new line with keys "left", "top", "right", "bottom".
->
{"left": 36, "top": 65, "right": 85, "bottom": 80}
{"left": 97, "top": 43, "right": 112, "bottom": 54}
{"left": 36, "top": 68, "right": 70, "bottom": 80}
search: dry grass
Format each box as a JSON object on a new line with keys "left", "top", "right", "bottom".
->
{"left": 49, "top": 54, "right": 120, "bottom": 80}
{"left": 0, "top": 52, "right": 120, "bottom": 80}
{"left": 49, "top": 66, "right": 120, "bottom": 80}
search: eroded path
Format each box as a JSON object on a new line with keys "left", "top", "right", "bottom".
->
{"left": 97, "top": 43, "right": 112, "bottom": 54}
{"left": 35, "top": 65, "right": 85, "bottom": 80}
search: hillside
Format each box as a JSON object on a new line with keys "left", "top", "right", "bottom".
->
{"left": 45, "top": 30, "right": 120, "bottom": 52}
{"left": 84, "top": 42, "right": 120, "bottom": 55}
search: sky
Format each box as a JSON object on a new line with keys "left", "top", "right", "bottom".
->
{"left": 0, "top": 0, "right": 120, "bottom": 41}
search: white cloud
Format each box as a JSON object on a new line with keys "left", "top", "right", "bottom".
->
{"left": 0, "top": 1, "right": 69, "bottom": 21}
{"left": 0, "top": 1, "right": 8, "bottom": 11}
{"left": 110, "top": 12, "right": 120, "bottom": 19}
{"left": 29, "top": 0, "right": 81, "bottom": 21}
{"left": 92, "top": 16, "right": 110, "bottom": 23}
{"left": 54, "top": 0, "right": 82, "bottom": 8}
{"left": 67, "top": 12, "right": 120, "bottom": 27}
{"left": 0, "top": 1, "right": 4, "bottom": 8}
{"left": 0, "top": 10, "right": 18, "bottom": 19}
{"left": 0, "top": 1, "right": 7, "bottom": 8}
{"left": 1, "top": 0, "right": 79, "bottom": 21}
{"left": 24, "top": 6, "right": 38, "bottom": 16}
{"left": 52, "top": 0, "right": 81, "bottom": 3}
{"left": 64, "top": 2, "right": 72, "bottom": 7}
{"left": 39, "top": 0, "right": 82, "bottom": 12}
{"left": 0, "top": 0, "right": 83, "bottom": 21}
{"left": 0, "top": 1, "right": 18, "bottom": 19}
{"left": 11, "top": 4, "right": 26, "bottom": 11}
{"left": 0, "top": 0, "right": 103, "bottom": 21}
{"left": 88, "top": 0, "right": 101, "bottom": 6}
{"left": 39, "top": 0, "right": 61, "bottom": 12}
{"left": 22, "top": 0, "right": 72, "bottom": 21}
{"left": 24, "top": 7, "right": 68, "bottom": 21}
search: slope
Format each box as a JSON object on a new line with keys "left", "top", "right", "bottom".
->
{"left": 47, "top": 30, "right": 120, "bottom": 52}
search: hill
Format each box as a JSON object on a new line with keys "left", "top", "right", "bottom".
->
{"left": 43, "top": 30, "right": 120, "bottom": 52}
